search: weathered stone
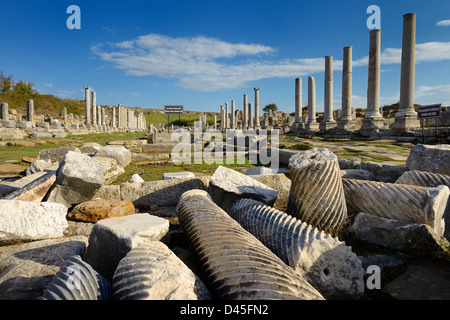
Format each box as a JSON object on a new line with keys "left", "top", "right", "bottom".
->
{"left": 245, "top": 166, "right": 274, "bottom": 175}
{"left": 0, "top": 200, "right": 68, "bottom": 243}
{"left": 128, "top": 173, "right": 145, "bottom": 183}
{"left": 112, "top": 241, "right": 212, "bottom": 300}
{"left": 39, "top": 255, "right": 112, "bottom": 300}
{"left": 48, "top": 151, "right": 104, "bottom": 207}
{"left": 406, "top": 144, "right": 450, "bottom": 175}
{"left": 80, "top": 142, "right": 103, "bottom": 154}
{"left": 395, "top": 170, "right": 450, "bottom": 240}
{"left": 208, "top": 165, "right": 278, "bottom": 212}
{"left": 26, "top": 159, "right": 53, "bottom": 176}
{"left": 38, "top": 146, "right": 81, "bottom": 161}
{"left": 0, "top": 128, "right": 24, "bottom": 140}
{"left": 341, "top": 169, "right": 376, "bottom": 181}
{"left": 176, "top": 190, "right": 324, "bottom": 300}
{"left": 230, "top": 199, "right": 364, "bottom": 299}
{"left": 93, "top": 156, "right": 125, "bottom": 185}
{"left": 94, "top": 145, "right": 131, "bottom": 167}
{"left": 162, "top": 172, "right": 195, "bottom": 180}
{"left": 68, "top": 199, "right": 135, "bottom": 223}
{"left": 83, "top": 214, "right": 169, "bottom": 280}
{"left": 288, "top": 148, "right": 347, "bottom": 234}
{"left": 350, "top": 212, "right": 446, "bottom": 253}
{"left": 120, "top": 177, "right": 210, "bottom": 210}
{"left": 1, "top": 171, "right": 56, "bottom": 202}
{"left": 343, "top": 179, "right": 449, "bottom": 237}
{"left": 0, "top": 236, "right": 88, "bottom": 300}
{"left": 251, "top": 173, "right": 291, "bottom": 211}
{"left": 31, "top": 132, "right": 53, "bottom": 138}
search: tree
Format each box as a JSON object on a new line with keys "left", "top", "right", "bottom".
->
{"left": 263, "top": 103, "right": 278, "bottom": 113}
{"left": 0, "top": 71, "right": 13, "bottom": 94}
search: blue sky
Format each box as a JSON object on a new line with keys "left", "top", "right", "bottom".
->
{"left": 1, "top": 0, "right": 450, "bottom": 114}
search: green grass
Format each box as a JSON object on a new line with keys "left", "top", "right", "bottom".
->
{"left": 337, "top": 147, "right": 397, "bottom": 163}
{"left": 113, "top": 154, "right": 261, "bottom": 184}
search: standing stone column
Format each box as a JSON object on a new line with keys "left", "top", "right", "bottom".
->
{"left": 225, "top": 102, "right": 229, "bottom": 129}
{"left": 306, "top": 77, "right": 319, "bottom": 131}
{"left": 254, "top": 87, "right": 260, "bottom": 129}
{"left": 91, "top": 91, "right": 97, "bottom": 127}
{"left": 243, "top": 94, "right": 248, "bottom": 130}
{"left": 362, "top": 30, "right": 385, "bottom": 135}
{"left": 248, "top": 102, "right": 253, "bottom": 129}
{"left": 84, "top": 86, "right": 91, "bottom": 125}
{"left": 294, "top": 78, "right": 303, "bottom": 126}
{"left": 320, "top": 56, "right": 336, "bottom": 132}
{"left": 0, "top": 102, "right": 8, "bottom": 120}
{"left": 214, "top": 114, "right": 217, "bottom": 129}
{"left": 220, "top": 105, "right": 224, "bottom": 131}
{"left": 112, "top": 106, "right": 116, "bottom": 128}
{"left": 338, "top": 47, "right": 354, "bottom": 130}
{"left": 26, "top": 99, "right": 34, "bottom": 122}
{"left": 231, "top": 100, "right": 235, "bottom": 129}
{"left": 393, "top": 12, "right": 420, "bottom": 132}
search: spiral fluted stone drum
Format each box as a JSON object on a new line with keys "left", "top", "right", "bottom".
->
{"left": 230, "top": 198, "right": 364, "bottom": 299}
{"left": 176, "top": 189, "right": 324, "bottom": 300}
{"left": 287, "top": 148, "right": 347, "bottom": 234}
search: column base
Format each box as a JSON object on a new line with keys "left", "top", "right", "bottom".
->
{"left": 360, "top": 117, "right": 385, "bottom": 136}
{"left": 305, "top": 122, "right": 320, "bottom": 132}
{"left": 319, "top": 121, "right": 337, "bottom": 132}
{"left": 391, "top": 114, "right": 420, "bottom": 134}
{"left": 337, "top": 119, "right": 359, "bottom": 131}
{"left": 292, "top": 122, "right": 304, "bottom": 131}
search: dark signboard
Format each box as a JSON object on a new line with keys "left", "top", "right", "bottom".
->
{"left": 417, "top": 104, "right": 441, "bottom": 119}
{"left": 164, "top": 105, "right": 184, "bottom": 115}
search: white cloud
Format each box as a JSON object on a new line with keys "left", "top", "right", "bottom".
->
{"left": 437, "top": 20, "right": 450, "bottom": 27}
{"left": 92, "top": 33, "right": 450, "bottom": 92}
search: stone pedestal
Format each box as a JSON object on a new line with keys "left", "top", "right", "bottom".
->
{"left": 360, "top": 118, "right": 385, "bottom": 136}
{"left": 305, "top": 122, "right": 319, "bottom": 132}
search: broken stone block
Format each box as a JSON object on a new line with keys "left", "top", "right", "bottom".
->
{"left": 47, "top": 151, "right": 104, "bottom": 207}
{"left": 83, "top": 213, "right": 169, "bottom": 280}
{"left": 93, "top": 156, "right": 125, "bottom": 185}
{"left": 80, "top": 142, "right": 103, "bottom": 154}
{"left": 112, "top": 241, "right": 212, "bottom": 300}
{"left": 39, "top": 255, "right": 112, "bottom": 300}
{"left": 68, "top": 199, "right": 135, "bottom": 223}
{"left": 350, "top": 212, "right": 446, "bottom": 253}
{"left": 1, "top": 171, "right": 56, "bottom": 202}
{"left": 245, "top": 166, "right": 274, "bottom": 175}
{"left": 0, "top": 200, "right": 68, "bottom": 243}
{"left": 162, "top": 172, "right": 195, "bottom": 180}
{"left": 128, "top": 173, "right": 145, "bottom": 183}
{"left": 0, "top": 236, "right": 88, "bottom": 300}
{"left": 26, "top": 159, "right": 53, "bottom": 176}
{"left": 406, "top": 144, "right": 450, "bottom": 175}
{"left": 38, "top": 146, "right": 81, "bottom": 161}
{"left": 208, "top": 165, "right": 278, "bottom": 212}
{"left": 94, "top": 145, "right": 131, "bottom": 167}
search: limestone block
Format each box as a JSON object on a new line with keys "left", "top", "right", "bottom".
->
{"left": 340, "top": 169, "right": 376, "bottom": 181}
{"left": 350, "top": 212, "right": 446, "bottom": 253}
{"left": 342, "top": 178, "right": 449, "bottom": 237}
{"left": 0, "top": 236, "right": 88, "bottom": 300}
{"left": 39, "top": 255, "right": 112, "bottom": 300}
{"left": 208, "top": 165, "right": 278, "bottom": 212}
{"left": 128, "top": 173, "right": 145, "bottom": 183}
{"left": 288, "top": 148, "right": 347, "bottom": 234}
{"left": 162, "top": 172, "right": 195, "bottom": 180}
{"left": 48, "top": 151, "right": 104, "bottom": 207}
{"left": 0, "top": 200, "right": 68, "bottom": 242}
{"left": 93, "top": 156, "right": 125, "bottom": 185}
{"left": 83, "top": 214, "right": 169, "bottom": 280}
{"left": 80, "top": 142, "right": 103, "bottom": 154}
{"left": 1, "top": 171, "right": 56, "bottom": 202}
{"left": 0, "top": 128, "right": 24, "bottom": 140}
{"left": 112, "top": 241, "right": 212, "bottom": 300}
{"left": 68, "top": 199, "right": 135, "bottom": 223}
{"left": 406, "top": 144, "right": 450, "bottom": 175}
{"left": 245, "top": 166, "right": 274, "bottom": 175}
{"left": 31, "top": 132, "right": 52, "bottom": 138}
{"left": 94, "top": 145, "right": 131, "bottom": 167}
{"left": 395, "top": 170, "right": 450, "bottom": 240}
{"left": 38, "top": 146, "right": 81, "bottom": 161}
{"left": 230, "top": 199, "right": 364, "bottom": 299}
{"left": 26, "top": 159, "right": 53, "bottom": 176}
{"left": 176, "top": 189, "right": 324, "bottom": 300}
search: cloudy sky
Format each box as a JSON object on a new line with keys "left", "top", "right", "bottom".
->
{"left": 1, "top": 0, "right": 450, "bottom": 113}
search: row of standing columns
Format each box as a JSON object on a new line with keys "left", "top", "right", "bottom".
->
{"left": 84, "top": 86, "right": 146, "bottom": 130}
{"left": 220, "top": 87, "right": 261, "bottom": 131}
{"left": 293, "top": 13, "right": 418, "bottom": 134}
